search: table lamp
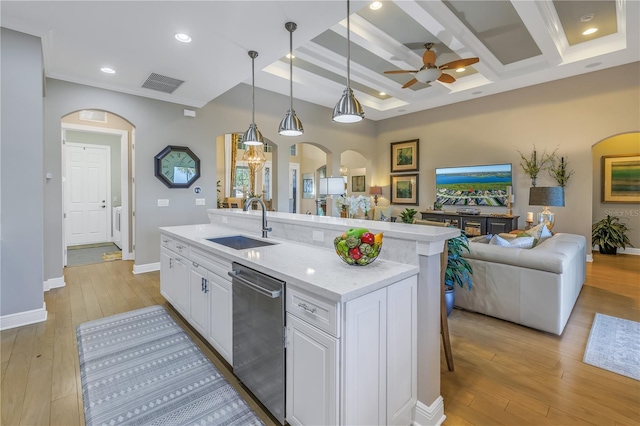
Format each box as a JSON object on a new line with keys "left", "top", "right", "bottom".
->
{"left": 529, "top": 187, "right": 564, "bottom": 230}
{"left": 318, "top": 177, "right": 345, "bottom": 216}
{"left": 369, "top": 186, "right": 382, "bottom": 206}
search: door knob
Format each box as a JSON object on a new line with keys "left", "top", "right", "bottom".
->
{"left": 101, "top": 205, "right": 106, "bottom": 208}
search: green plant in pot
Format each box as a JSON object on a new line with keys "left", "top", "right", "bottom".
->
{"left": 400, "top": 208, "right": 418, "bottom": 224}
{"left": 592, "top": 215, "right": 633, "bottom": 255}
{"left": 444, "top": 234, "right": 473, "bottom": 316}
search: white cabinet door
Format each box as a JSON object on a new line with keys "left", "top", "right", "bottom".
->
{"left": 343, "top": 287, "right": 387, "bottom": 426}
{"left": 189, "top": 262, "right": 209, "bottom": 337}
{"left": 386, "top": 276, "right": 417, "bottom": 425}
{"left": 207, "top": 272, "right": 233, "bottom": 364}
{"left": 286, "top": 313, "right": 338, "bottom": 426}
{"left": 160, "top": 248, "right": 174, "bottom": 304}
{"left": 171, "top": 254, "right": 189, "bottom": 318}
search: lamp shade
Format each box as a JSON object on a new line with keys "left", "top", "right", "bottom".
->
{"left": 415, "top": 67, "right": 442, "bottom": 84}
{"left": 319, "top": 177, "right": 345, "bottom": 196}
{"left": 278, "top": 109, "right": 303, "bottom": 136}
{"left": 529, "top": 187, "right": 565, "bottom": 207}
{"left": 332, "top": 87, "right": 364, "bottom": 123}
{"left": 369, "top": 186, "right": 383, "bottom": 195}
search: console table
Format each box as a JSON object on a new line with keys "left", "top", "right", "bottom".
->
{"left": 421, "top": 211, "right": 519, "bottom": 236}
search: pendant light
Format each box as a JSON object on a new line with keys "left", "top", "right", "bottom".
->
{"left": 332, "top": 0, "right": 365, "bottom": 123}
{"left": 243, "top": 50, "right": 264, "bottom": 146}
{"left": 279, "top": 22, "right": 304, "bottom": 136}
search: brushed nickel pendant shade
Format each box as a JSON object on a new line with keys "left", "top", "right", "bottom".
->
{"left": 279, "top": 22, "right": 304, "bottom": 136}
{"left": 332, "top": 0, "right": 364, "bottom": 123}
{"left": 243, "top": 50, "right": 264, "bottom": 146}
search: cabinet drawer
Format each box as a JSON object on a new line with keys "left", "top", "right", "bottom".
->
{"left": 160, "top": 234, "right": 174, "bottom": 251}
{"left": 287, "top": 287, "right": 340, "bottom": 338}
{"left": 190, "top": 246, "right": 232, "bottom": 278}
{"left": 173, "top": 239, "right": 189, "bottom": 256}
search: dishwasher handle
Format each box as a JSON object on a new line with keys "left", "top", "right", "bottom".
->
{"left": 228, "top": 270, "right": 282, "bottom": 298}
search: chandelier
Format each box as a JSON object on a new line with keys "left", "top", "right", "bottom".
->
{"left": 243, "top": 145, "right": 266, "bottom": 171}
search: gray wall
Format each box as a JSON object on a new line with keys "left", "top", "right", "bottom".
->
{"left": 1, "top": 28, "right": 44, "bottom": 316}
{"left": 374, "top": 62, "right": 640, "bottom": 254}
{"left": 65, "top": 130, "right": 122, "bottom": 208}
{"left": 43, "top": 79, "right": 376, "bottom": 280}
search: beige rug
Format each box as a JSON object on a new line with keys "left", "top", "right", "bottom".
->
{"left": 102, "top": 251, "right": 122, "bottom": 262}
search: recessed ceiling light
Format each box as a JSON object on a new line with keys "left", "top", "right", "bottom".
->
{"left": 398, "top": 109, "right": 406, "bottom": 112}
{"left": 582, "top": 28, "right": 598, "bottom": 35}
{"left": 580, "top": 13, "right": 594, "bottom": 22}
{"left": 370, "top": 2, "right": 382, "bottom": 10}
{"left": 379, "top": 92, "right": 386, "bottom": 96}
{"left": 472, "top": 91, "right": 482, "bottom": 95}
{"left": 100, "top": 67, "right": 116, "bottom": 74}
{"left": 586, "top": 62, "right": 602, "bottom": 69}
{"left": 286, "top": 53, "right": 295, "bottom": 59}
{"left": 175, "top": 33, "right": 192, "bottom": 43}
{"left": 456, "top": 67, "right": 465, "bottom": 73}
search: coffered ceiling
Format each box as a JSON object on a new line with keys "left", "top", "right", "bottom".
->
{"left": 2, "top": 1, "right": 638, "bottom": 121}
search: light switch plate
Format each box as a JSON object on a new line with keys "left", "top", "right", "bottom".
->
{"left": 158, "top": 199, "right": 169, "bottom": 207}
{"left": 195, "top": 198, "right": 205, "bottom": 206}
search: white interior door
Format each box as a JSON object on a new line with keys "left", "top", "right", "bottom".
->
{"left": 289, "top": 163, "right": 300, "bottom": 214}
{"left": 65, "top": 142, "right": 110, "bottom": 246}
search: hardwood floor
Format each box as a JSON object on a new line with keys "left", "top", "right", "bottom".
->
{"left": 442, "top": 253, "right": 640, "bottom": 425}
{"left": 1, "top": 253, "right": 638, "bottom": 425}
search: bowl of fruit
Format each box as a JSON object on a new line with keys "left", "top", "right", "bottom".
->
{"left": 334, "top": 228, "right": 383, "bottom": 266}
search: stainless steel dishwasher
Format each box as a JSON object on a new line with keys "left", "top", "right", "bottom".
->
{"left": 229, "top": 262, "right": 285, "bottom": 424}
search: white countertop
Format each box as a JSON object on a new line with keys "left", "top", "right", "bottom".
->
{"left": 160, "top": 223, "right": 420, "bottom": 302}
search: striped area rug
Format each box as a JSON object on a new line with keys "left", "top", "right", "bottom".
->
{"left": 77, "top": 305, "right": 264, "bottom": 426}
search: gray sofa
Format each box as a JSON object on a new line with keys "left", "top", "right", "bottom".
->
{"left": 455, "top": 233, "right": 587, "bottom": 335}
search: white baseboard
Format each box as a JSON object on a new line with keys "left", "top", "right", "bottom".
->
{"left": 413, "top": 396, "right": 446, "bottom": 426}
{"left": 593, "top": 245, "right": 640, "bottom": 256}
{"left": 43, "top": 276, "right": 66, "bottom": 291}
{"left": 0, "top": 302, "right": 48, "bottom": 331}
{"left": 133, "top": 262, "right": 160, "bottom": 274}
{"left": 586, "top": 254, "right": 593, "bottom": 263}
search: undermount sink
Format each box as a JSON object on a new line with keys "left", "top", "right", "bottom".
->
{"left": 206, "top": 235, "right": 276, "bottom": 250}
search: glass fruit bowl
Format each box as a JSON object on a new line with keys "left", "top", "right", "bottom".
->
{"left": 334, "top": 228, "right": 383, "bottom": 266}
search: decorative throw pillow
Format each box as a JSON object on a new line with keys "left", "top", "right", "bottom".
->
{"left": 526, "top": 223, "right": 552, "bottom": 247}
{"left": 489, "top": 234, "right": 535, "bottom": 249}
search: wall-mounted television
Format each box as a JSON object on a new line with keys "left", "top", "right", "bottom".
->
{"left": 435, "top": 163, "right": 512, "bottom": 207}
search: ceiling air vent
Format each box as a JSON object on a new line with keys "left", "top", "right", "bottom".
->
{"left": 141, "top": 73, "right": 184, "bottom": 94}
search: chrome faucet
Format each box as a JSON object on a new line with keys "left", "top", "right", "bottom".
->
{"left": 243, "top": 197, "right": 272, "bottom": 238}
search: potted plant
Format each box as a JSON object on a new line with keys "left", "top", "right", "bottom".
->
{"left": 592, "top": 215, "right": 633, "bottom": 255}
{"left": 444, "top": 234, "right": 473, "bottom": 316}
{"left": 400, "top": 208, "right": 418, "bottom": 223}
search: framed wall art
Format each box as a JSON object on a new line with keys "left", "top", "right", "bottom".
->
{"left": 391, "top": 174, "right": 419, "bottom": 205}
{"left": 352, "top": 175, "right": 365, "bottom": 193}
{"left": 602, "top": 154, "right": 640, "bottom": 203}
{"left": 390, "top": 139, "right": 419, "bottom": 173}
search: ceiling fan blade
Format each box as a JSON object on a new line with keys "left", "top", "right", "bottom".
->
{"left": 422, "top": 50, "right": 437, "bottom": 67}
{"left": 439, "top": 57, "right": 479, "bottom": 70}
{"left": 402, "top": 78, "right": 418, "bottom": 89}
{"left": 384, "top": 70, "right": 419, "bottom": 74}
{"left": 438, "top": 73, "right": 456, "bottom": 84}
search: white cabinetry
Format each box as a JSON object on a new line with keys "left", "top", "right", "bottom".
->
{"left": 160, "top": 242, "right": 189, "bottom": 318}
{"left": 286, "top": 275, "right": 417, "bottom": 426}
{"left": 189, "top": 262, "right": 210, "bottom": 337}
{"left": 286, "top": 313, "right": 338, "bottom": 426}
{"left": 207, "top": 272, "right": 233, "bottom": 364}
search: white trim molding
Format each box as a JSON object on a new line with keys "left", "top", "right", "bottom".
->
{"left": 133, "top": 262, "right": 160, "bottom": 275}
{"left": 43, "top": 276, "right": 66, "bottom": 291}
{"left": 0, "top": 303, "right": 48, "bottom": 331}
{"left": 413, "top": 396, "right": 446, "bottom": 426}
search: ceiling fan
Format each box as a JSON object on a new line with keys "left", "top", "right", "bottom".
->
{"left": 384, "top": 43, "right": 479, "bottom": 88}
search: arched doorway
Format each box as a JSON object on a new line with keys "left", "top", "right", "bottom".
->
{"left": 61, "top": 110, "right": 135, "bottom": 265}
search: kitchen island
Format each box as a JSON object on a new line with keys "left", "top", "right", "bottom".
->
{"left": 160, "top": 209, "right": 458, "bottom": 426}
